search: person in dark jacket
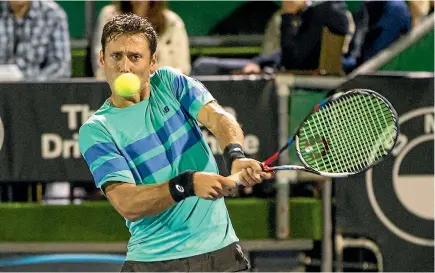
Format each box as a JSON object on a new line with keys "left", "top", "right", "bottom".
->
{"left": 343, "top": 0, "right": 411, "bottom": 73}
{"left": 192, "top": 0, "right": 351, "bottom": 75}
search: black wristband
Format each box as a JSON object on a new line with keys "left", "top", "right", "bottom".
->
{"left": 168, "top": 171, "right": 196, "bottom": 202}
{"left": 223, "top": 143, "right": 246, "bottom": 172}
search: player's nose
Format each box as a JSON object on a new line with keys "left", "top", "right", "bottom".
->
{"left": 120, "top": 56, "right": 133, "bottom": 73}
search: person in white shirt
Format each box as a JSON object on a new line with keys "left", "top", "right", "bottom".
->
{"left": 92, "top": 0, "right": 191, "bottom": 79}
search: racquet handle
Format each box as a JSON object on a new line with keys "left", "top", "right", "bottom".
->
{"left": 227, "top": 163, "right": 271, "bottom": 186}
{"left": 227, "top": 172, "right": 242, "bottom": 185}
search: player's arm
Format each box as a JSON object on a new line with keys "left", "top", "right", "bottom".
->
{"left": 159, "top": 68, "right": 272, "bottom": 185}
{"left": 197, "top": 101, "right": 272, "bottom": 185}
{"left": 103, "top": 182, "right": 175, "bottom": 221}
{"left": 79, "top": 125, "right": 174, "bottom": 221}
{"left": 101, "top": 171, "right": 236, "bottom": 221}
{"left": 197, "top": 101, "right": 244, "bottom": 151}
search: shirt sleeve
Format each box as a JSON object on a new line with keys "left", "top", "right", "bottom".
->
{"left": 79, "top": 123, "right": 135, "bottom": 189}
{"left": 156, "top": 67, "right": 215, "bottom": 119}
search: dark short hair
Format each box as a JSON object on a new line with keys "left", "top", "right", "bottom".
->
{"left": 101, "top": 13, "right": 158, "bottom": 55}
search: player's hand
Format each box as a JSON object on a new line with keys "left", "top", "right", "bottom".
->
{"left": 231, "top": 158, "right": 274, "bottom": 187}
{"left": 192, "top": 172, "right": 237, "bottom": 200}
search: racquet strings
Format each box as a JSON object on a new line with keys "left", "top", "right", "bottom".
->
{"left": 298, "top": 93, "right": 397, "bottom": 174}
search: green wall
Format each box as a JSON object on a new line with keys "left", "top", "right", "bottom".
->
{"left": 57, "top": 1, "right": 247, "bottom": 38}
{"left": 168, "top": 1, "right": 245, "bottom": 36}
{"left": 381, "top": 30, "right": 435, "bottom": 72}
{"left": 56, "top": 1, "right": 86, "bottom": 39}
{"left": 0, "top": 198, "right": 322, "bottom": 242}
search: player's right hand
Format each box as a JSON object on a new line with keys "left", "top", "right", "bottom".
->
{"left": 193, "top": 172, "right": 237, "bottom": 200}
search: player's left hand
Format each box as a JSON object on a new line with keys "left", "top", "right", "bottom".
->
{"left": 231, "top": 158, "right": 274, "bottom": 187}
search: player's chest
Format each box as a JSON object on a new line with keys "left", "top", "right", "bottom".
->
{"left": 111, "top": 102, "right": 193, "bottom": 150}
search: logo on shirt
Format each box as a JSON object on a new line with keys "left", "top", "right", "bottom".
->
{"left": 176, "top": 185, "right": 185, "bottom": 193}
{"left": 163, "top": 106, "right": 170, "bottom": 113}
{"left": 0, "top": 115, "right": 4, "bottom": 152}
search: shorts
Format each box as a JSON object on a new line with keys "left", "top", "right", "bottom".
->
{"left": 120, "top": 242, "right": 249, "bottom": 272}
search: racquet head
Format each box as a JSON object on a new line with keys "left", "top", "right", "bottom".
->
{"left": 295, "top": 89, "right": 398, "bottom": 177}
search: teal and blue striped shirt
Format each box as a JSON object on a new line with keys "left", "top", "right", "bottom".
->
{"left": 79, "top": 67, "right": 238, "bottom": 262}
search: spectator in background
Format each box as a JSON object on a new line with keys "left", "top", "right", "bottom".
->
{"left": 343, "top": 0, "right": 411, "bottom": 72}
{"left": 92, "top": 0, "right": 190, "bottom": 79}
{"left": 192, "top": 0, "right": 352, "bottom": 75}
{"left": 280, "top": 0, "right": 351, "bottom": 70}
{"left": 243, "top": 0, "right": 352, "bottom": 73}
{"left": 0, "top": 0, "right": 71, "bottom": 80}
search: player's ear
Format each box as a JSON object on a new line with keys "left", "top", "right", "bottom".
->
{"left": 99, "top": 50, "right": 105, "bottom": 68}
{"left": 150, "top": 53, "right": 157, "bottom": 73}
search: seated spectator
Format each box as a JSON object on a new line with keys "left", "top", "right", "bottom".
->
{"left": 279, "top": 0, "right": 351, "bottom": 70}
{"left": 343, "top": 0, "right": 412, "bottom": 72}
{"left": 92, "top": 0, "right": 190, "bottom": 79}
{"left": 0, "top": 0, "right": 71, "bottom": 80}
{"left": 191, "top": 7, "right": 283, "bottom": 76}
{"left": 192, "top": 0, "right": 352, "bottom": 75}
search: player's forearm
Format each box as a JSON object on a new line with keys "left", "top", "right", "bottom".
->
{"left": 109, "top": 183, "right": 176, "bottom": 221}
{"left": 209, "top": 112, "right": 244, "bottom": 150}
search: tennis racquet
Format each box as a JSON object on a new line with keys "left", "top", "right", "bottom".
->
{"left": 229, "top": 89, "right": 399, "bottom": 184}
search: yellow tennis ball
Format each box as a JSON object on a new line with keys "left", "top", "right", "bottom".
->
{"left": 114, "top": 73, "right": 141, "bottom": 97}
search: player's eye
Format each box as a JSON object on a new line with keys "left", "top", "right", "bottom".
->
{"left": 111, "top": 53, "right": 121, "bottom": 60}
{"left": 130, "top": 54, "right": 141, "bottom": 61}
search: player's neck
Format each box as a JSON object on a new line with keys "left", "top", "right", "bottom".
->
{"left": 110, "top": 87, "right": 150, "bottom": 108}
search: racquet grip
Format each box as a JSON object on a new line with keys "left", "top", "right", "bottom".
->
{"left": 227, "top": 172, "right": 242, "bottom": 185}
{"left": 227, "top": 162, "right": 268, "bottom": 186}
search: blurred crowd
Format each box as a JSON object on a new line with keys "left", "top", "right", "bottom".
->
{"left": 0, "top": 0, "right": 433, "bottom": 81}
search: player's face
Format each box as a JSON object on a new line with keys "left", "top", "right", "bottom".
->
{"left": 100, "top": 34, "right": 156, "bottom": 94}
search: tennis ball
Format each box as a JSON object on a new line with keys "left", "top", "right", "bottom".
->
{"left": 114, "top": 73, "right": 141, "bottom": 97}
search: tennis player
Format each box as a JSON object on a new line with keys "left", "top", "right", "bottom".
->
{"left": 79, "top": 14, "right": 272, "bottom": 272}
